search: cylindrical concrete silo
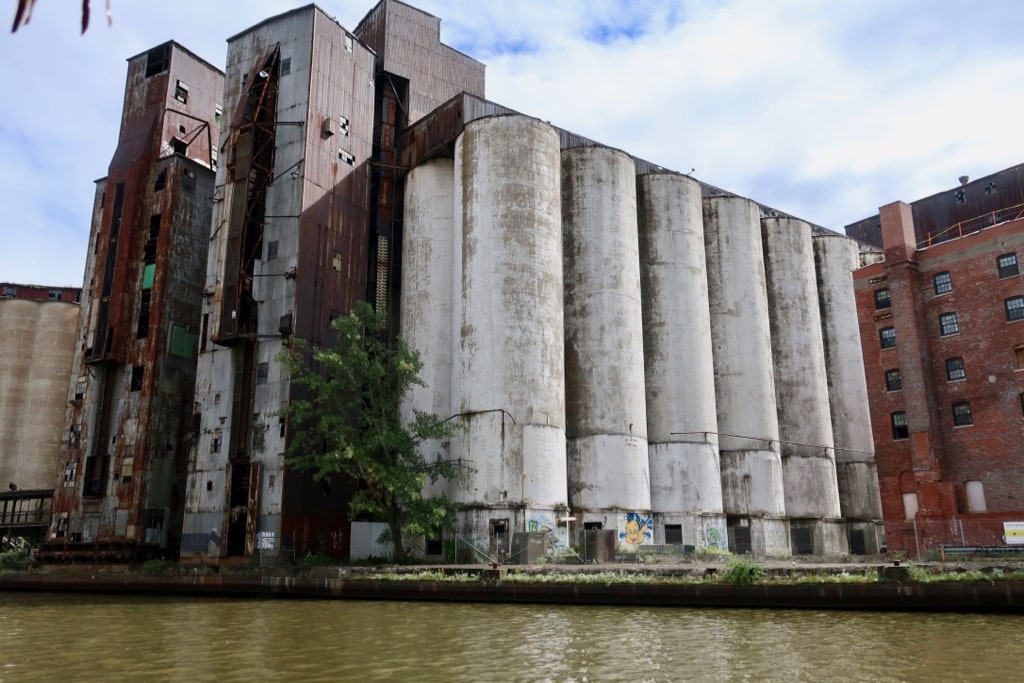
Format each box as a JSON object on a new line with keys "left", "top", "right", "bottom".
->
{"left": 562, "top": 146, "right": 650, "bottom": 549}
{"left": 814, "top": 234, "right": 884, "bottom": 554}
{"left": 637, "top": 173, "right": 726, "bottom": 552}
{"left": 762, "top": 217, "right": 844, "bottom": 556}
{"left": 400, "top": 158, "right": 455, "bottom": 500}
{"left": 703, "top": 195, "right": 789, "bottom": 557}
{"left": 452, "top": 115, "right": 568, "bottom": 553}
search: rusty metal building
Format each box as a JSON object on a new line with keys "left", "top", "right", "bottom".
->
{"left": 181, "top": 2, "right": 484, "bottom": 561}
{"left": 43, "top": 43, "right": 223, "bottom": 559}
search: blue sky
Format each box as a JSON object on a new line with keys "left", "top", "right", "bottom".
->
{"left": 1, "top": 0, "right": 1023, "bottom": 287}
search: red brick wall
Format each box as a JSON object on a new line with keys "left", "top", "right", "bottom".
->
{"left": 855, "top": 217, "right": 1024, "bottom": 552}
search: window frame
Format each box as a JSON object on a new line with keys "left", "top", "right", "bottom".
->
{"left": 952, "top": 401, "right": 973, "bottom": 427}
{"left": 879, "top": 326, "right": 896, "bottom": 349}
{"left": 884, "top": 368, "right": 902, "bottom": 391}
{"left": 1005, "top": 295, "right": 1024, "bottom": 322}
{"left": 933, "top": 271, "right": 952, "bottom": 295}
{"left": 945, "top": 356, "right": 966, "bottom": 381}
{"left": 997, "top": 253, "right": 1019, "bottom": 279}
{"left": 939, "top": 311, "right": 960, "bottom": 336}
{"left": 891, "top": 411, "right": 909, "bottom": 440}
{"left": 874, "top": 288, "right": 891, "bottom": 310}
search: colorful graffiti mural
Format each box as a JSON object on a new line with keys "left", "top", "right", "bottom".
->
{"left": 527, "top": 511, "right": 566, "bottom": 550}
{"left": 618, "top": 512, "right": 653, "bottom": 551}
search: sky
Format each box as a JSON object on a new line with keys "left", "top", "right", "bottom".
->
{"left": 1, "top": 0, "right": 1022, "bottom": 287}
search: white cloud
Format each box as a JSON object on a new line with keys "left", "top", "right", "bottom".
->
{"left": 0, "top": 0, "right": 1022, "bottom": 286}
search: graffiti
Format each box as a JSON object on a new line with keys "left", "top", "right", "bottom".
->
{"left": 527, "top": 511, "right": 565, "bottom": 550}
{"left": 618, "top": 512, "right": 653, "bottom": 551}
{"left": 705, "top": 527, "right": 723, "bottom": 550}
{"left": 330, "top": 529, "right": 345, "bottom": 550}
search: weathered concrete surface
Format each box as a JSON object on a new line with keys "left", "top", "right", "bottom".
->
{"left": 703, "top": 196, "right": 788, "bottom": 556}
{"left": 401, "top": 159, "right": 456, "bottom": 499}
{"left": 762, "top": 217, "right": 843, "bottom": 555}
{"left": 637, "top": 173, "right": 725, "bottom": 548}
{"left": 814, "top": 235, "right": 883, "bottom": 536}
{"left": 452, "top": 115, "right": 568, "bottom": 544}
{"left": 0, "top": 299, "right": 78, "bottom": 491}
{"left": 562, "top": 146, "right": 650, "bottom": 522}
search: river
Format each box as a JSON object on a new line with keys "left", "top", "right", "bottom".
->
{"left": 0, "top": 593, "right": 1019, "bottom": 681}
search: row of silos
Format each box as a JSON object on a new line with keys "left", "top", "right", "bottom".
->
{"left": 401, "top": 114, "right": 879, "bottom": 557}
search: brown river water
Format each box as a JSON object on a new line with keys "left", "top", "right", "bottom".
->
{"left": 0, "top": 593, "right": 1020, "bottom": 682}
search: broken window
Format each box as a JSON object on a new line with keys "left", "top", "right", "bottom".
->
{"left": 69, "top": 425, "right": 81, "bottom": 449}
{"left": 74, "top": 377, "right": 87, "bottom": 401}
{"left": 280, "top": 57, "right": 291, "bottom": 76}
{"left": 48, "top": 289, "right": 61, "bottom": 301}
{"left": 338, "top": 148, "right": 355, "bottom": 165}
{"left": 332, "top": 250, "right": 343, "bottom": 271}
{"left": 215, "top": 105, "right": 223, "bottom": 126}
{"left": 63, "top": 461, "right": 76, "bottom": 487}
{"left": 120, "top": 456, "right": 134, "bottom": 484}
{"left": 82, "top": 454, "right": 110, "bottom": 498}
{"left": 266, "top": 240, "right": 279, "bottom": 261}
{"left": 145, "top": 45, "right": 169, "bottom": 78}
{"left": 210, "top": 429, "right": 222, "bottom": 454}
{"left": 174, "top": 80, "right": 189, "bottom": 104}
{"left": 171, "top": 137, "right": 189, "bottom": 156}
{"left": 130, "top": 365, "right": 144, "bottom": 392}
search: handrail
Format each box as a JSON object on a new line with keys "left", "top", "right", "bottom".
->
{"left": 917, "top": 202, "right": 1024, "bottom": 249}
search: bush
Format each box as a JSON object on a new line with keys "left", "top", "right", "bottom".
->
{"left": 721, "top": 559, "right": 765, "bottom": 585}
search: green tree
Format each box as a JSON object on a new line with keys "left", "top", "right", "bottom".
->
{"left": 277, "top": 301, "right": 454, "bottom": 564}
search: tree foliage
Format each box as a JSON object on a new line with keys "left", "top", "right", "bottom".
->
{"left": 277, "top": 301, "right": 455, "bottom": 563}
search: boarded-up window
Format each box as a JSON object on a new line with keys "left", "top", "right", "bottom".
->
{"left": 169, "top": 324, "right": 195, "bottom": 359}
{"left": 142, "top": 263, "right": 156, "bottom": 289}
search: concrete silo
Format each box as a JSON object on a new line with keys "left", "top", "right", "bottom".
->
{"left": 400, "top": 158, "right": 456, "bottom": 500}
{"left": 762, "top": 217, "right": 845, "bottom": 556}
{"left": 637, "top": 173, "right": 726, "bottom": 551}
{"left": 813, "top": 234, "right": 884, "bottom": 554}
{"left": 452, "top": 115, "right": 568, "bottom": 555}
{"left": 562, "top": 146, "right": 651, "bottom": 550}
{"left": 704, "top": 196, "right": 789, "bottom": 556}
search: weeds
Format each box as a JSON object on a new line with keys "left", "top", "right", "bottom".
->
{"left": 721, "top": 559, "right": 766, "bottom": 585}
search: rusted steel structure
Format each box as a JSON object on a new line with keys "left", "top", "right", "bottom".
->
{"left": 42, "top": 43, "right": 223, "bottom": 559}
{"left": 182, "top": 2, "right": 484, "bottom": 562}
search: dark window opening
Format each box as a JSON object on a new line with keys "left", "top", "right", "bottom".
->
{"left": 933, "top": 271, "right": 952, "bottom": 295}
{"left": 946, "top": 356, "right": 966, "bottom": 381}
{"left": 82, "top": 454, "right": 110, "bottom": 498}
{"left": 137, "top": 289, "right": 151, "bottom": 338}
{"left": 1020, "top": 392, "right": 1024, "bottom": 417}
{"left": 791, "top": 527, "right": 814, "bottom": 555}
{"left": 280, "top": 57, "right": 291, "bottom": 75}
{"left": 874, "top": 288, "right": 891, "bottom": 310}
{"left": 266, "top": 240, "right": 278, "bottom": 261}
{"left": 891, "top": 411, "right": 908, "bottom": 440}
{"left": 885, "top": 368, "right": 902, "bottom": 391}
{"left": 879, "top": 326, "right": 896, "bottom": 349}
{"left": 1005, "top": 296, "right": 1024, "bottom": 322}
{"left": 171, "top": 137, "right": 189, "bottom": 156}
{"left": 130, "top": 365, "right": 144, "bottom": 392}
{"left": 256, "top": 362, "right": 269, "bottom": 384}
{"left": 665, "top": 524, "right": 683, "bottom": 545}
{"left": 182, "top": 169, "right": 196, "bottom": 193}
{"left": 154, "top": 168, "right": 167, "bottom": 191}
{"left": 200, "top": 313, "right": 209, "bottom": 353}
{"left": 939, "top": 312, "right": 959, "bottom": 336}
{"left": 953, "top": 401, "right": 973, "bottom": 427}
{"left": 997, "top": 253, "right": 1019, "bottom": 278}
{"left": 145, "top": 45, "right": 169, "bottom": 78}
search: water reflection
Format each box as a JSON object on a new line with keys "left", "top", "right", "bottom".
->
{"left": 0, "top": 593, "right": 1020, "bottom": 681}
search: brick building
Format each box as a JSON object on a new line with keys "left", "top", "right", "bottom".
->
{"left": 852, "top": 169, "right": 1024, "bottom": 554}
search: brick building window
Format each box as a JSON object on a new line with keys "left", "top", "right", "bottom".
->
{"left": 884, "top": 368, "right": 902, "bottom": 391}
{"left": 1020, "top": 392, "right": 1024, "bottom": 416}
{"left": 952, "top": 401, "right": 973, "bottom": 427}
{"left": 997, "top": 253, "right": 1019, "bottom": 278}
{"left": 874, "top": 288, "right": 891, "bottom": 310}
{"left": 1017, "top": 346, "right": 1024, "bottom": 371}
{"left": 879, "top": 326, "right": 896, "bottom": 349}
{"left": 939, "top": 312, "right": 959, "bottom": 336}
{"left": 1005, "top": 296, "right": 1024, "bottom": 322}
{"left": 933, "top": 271, "right": 952, "bottom": 295}
{"left": 891, "top": 411, "right": 908, "bottom": 440}
{"left": 945, "top": 356, "right": 966, "bottom": 381}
